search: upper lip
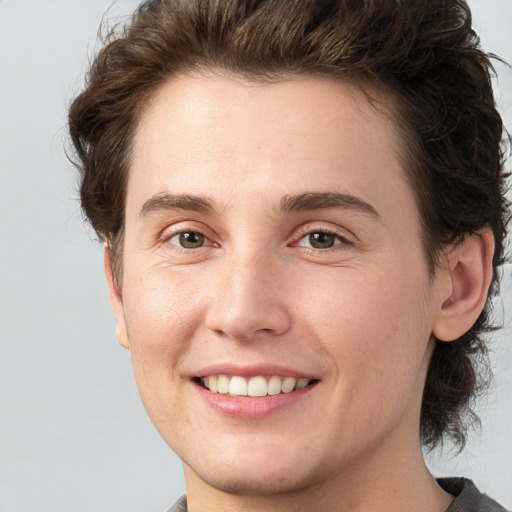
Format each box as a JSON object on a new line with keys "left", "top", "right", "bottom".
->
{"left": 193, "top": 362, "right": 317, "bottom": 380}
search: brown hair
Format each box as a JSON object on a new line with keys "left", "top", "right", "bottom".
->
{"left": 68, "top": 0, "right": 510, "bottom": 450}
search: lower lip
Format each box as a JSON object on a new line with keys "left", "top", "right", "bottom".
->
{"left": 193, "top": 381, "right": 318, "bottom": 418}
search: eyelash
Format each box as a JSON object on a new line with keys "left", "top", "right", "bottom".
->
{"left": 164, "top": 228, "right": 215, "bottom": 251}
{"left": 294, "top": 228, "right": 351, "bottom": 251}
{"left": 162, "top": 225, "right": 352, "bottom": 252}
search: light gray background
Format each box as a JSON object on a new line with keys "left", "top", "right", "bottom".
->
{"left": 0, "top": 1, "right": 511, "bottom": 511}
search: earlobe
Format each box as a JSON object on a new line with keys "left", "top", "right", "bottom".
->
{"left": 104, "top": 244, "right": 130, "bottom": 349}
{"left": 432, "top": 229, "right": 494, "bottom": 342}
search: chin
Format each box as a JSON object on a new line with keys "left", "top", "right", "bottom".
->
{"left": 182, "top": 435, "right": 343, "bottom": 498}
{"left": 188, "top": 460, "right": 321, "bottom": 497}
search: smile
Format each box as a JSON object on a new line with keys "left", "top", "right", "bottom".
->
{"left": 199, "top": 374, "right": 314, "bottom": 397}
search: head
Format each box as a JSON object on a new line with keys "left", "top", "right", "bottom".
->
{"left": 69, "top": 0, "right": 509, "bottom": 459}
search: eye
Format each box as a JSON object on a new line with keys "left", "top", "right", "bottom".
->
{"left": 168, "top": 231, "right": 206, "bottom": 249}
{"left": 297, "top": 231, "right": 345, "bottom": 249}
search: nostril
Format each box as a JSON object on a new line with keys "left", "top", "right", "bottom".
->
{"left": 205, "top": 307, "right": 292, "bottom": 341}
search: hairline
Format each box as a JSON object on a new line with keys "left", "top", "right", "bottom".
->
{"left": 110, "top": 68, "right": 445, "bottom": 288}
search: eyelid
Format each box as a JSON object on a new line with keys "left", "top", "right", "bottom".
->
{"left": 160, "top": 221, "right": 218, "bottom": 248}
{"left": 157, "top": 220, "right": 355, "bottom": 251}
{"left": 167, "top": 231, "right": 207, "bottom": 248}
{"left": 291, "top": 223, "right": 355, "bottom": 246}
{"left": 295, "top": 233, "right": 350, "bottom": 253}
{"left": 297, "top": 231, "right": 344, "bottom": 246}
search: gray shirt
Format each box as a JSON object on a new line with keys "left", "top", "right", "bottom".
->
{"left": 439, "top": 478, "right": 509, "bottom": 512}
{"left": 167, "top": 478, "right": 509, "bottom": 511}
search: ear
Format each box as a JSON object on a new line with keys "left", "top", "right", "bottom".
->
{"left": 433, "top": 229, "right": 494, "bottom": 342}
{"left": 104, "top": 243, "right": 130, "bottom": 349}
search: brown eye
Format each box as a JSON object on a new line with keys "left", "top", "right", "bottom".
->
{"left": 308, "top": 232, "right": 337, "bottom": 249}
{"left": 173, "top": 231, "right": 205, "bottom": 248}
{"left": 296, "top": 231, "right": 344, "bottom": 250}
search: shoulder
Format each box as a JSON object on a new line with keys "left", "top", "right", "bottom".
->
{"left": 438, "top": 478, "right": 509, "bottom": 512}
{"left": 164, "top": 484, "right": 510, "bottom": 512}
{"left": 166, "top": 495, "right": 187, "bottom": 512}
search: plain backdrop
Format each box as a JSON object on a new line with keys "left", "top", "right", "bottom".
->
{"left": 0, "top": 1, "right": 511, "bottom": 511}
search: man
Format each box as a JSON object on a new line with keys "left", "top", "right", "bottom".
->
{"left": 68, "top": 1, "right": 509, "bottom": 510}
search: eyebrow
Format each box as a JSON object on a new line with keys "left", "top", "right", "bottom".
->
{"left": 140, "top": 193, "right": 215, "bottom": 216}
{"left": 139, "top": 191, "right": 380, "bottom": 219}
{"left": 280, "top": 192, "right": 380, "bottom": 218}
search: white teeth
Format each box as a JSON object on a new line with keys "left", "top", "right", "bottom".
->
{"left": 217, "top": 374, "right": 229, "bottom": 394}
{"left": 295, "top": 378, "right": 310, "bottom": 390}
{"left": 267, "top": 375, "right": 282, "bottom": 395}
{"left": 229, "top": 376, "right": 248, "bottom": 396}
{"left": 281, "top": 377, "right": 296, "bottom": 393}
{"left": 209, "top": 375, "right": 218, "bottom": 393}
{"left": 200, "top": 374, "right": 313, "bottom": 396}
{"left": 247, "top": 376, "right": 268, "bottom": 397}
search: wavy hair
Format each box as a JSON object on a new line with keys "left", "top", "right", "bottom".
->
{"left": 68, "top": 0, "right": 510, "bottom": 450}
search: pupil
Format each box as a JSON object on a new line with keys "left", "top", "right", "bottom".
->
{"left": 309, "top": 232, "right": 335, "bottom": 249}
{"left": 179, "top": 232, "right": 204, "bottom": 248}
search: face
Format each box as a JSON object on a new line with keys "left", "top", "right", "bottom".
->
{"left": 109, "top": 75, "right": 451, "bottom": 497}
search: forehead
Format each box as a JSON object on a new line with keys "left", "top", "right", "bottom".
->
{"left": 134, "top": 74, "right": 398, "bottom": 160}
{"left": 128, "top": 74, "right": 417, "bottom": 223}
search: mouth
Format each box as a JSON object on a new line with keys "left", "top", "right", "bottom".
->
{"left": 195, "top": 374, "right": 318, "bottom": 397}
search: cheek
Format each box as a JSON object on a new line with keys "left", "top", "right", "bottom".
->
{"left": 306, "top": 272, "right": 433, "bottom": 448}
{"left": 120, "top": 270, "right": 206, "bottom": 401}
{"left": 123, "top": 268, "right": 203, "bottom": 346}
{"left": 305, "top": 268, "right": 432, "bottom": 393}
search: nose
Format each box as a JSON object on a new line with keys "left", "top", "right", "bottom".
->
{"left": 205, "top": 252, "right": 292, "bottom": 341}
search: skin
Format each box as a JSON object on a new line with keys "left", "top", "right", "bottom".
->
{"left": 106, "top": 75, "right": 493, "bottom": 512}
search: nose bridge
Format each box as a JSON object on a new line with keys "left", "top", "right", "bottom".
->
{"left": 205, "top": 243, "right": 290, "bottom": 340}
